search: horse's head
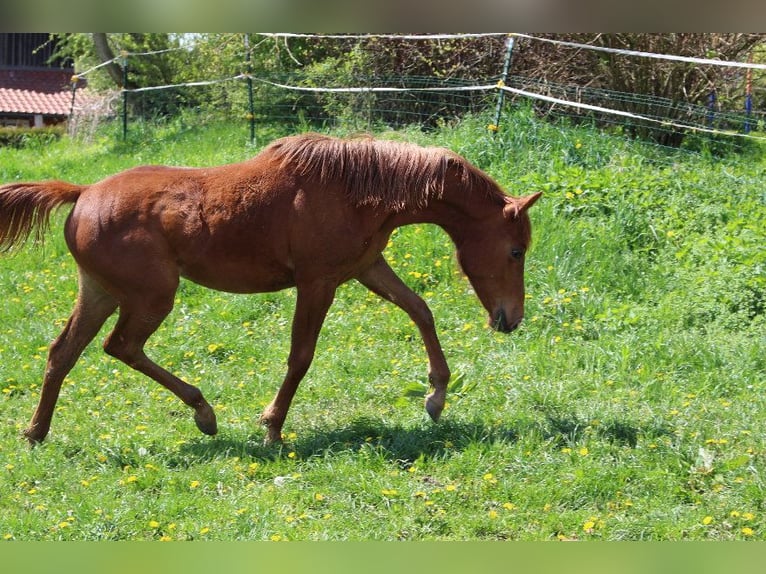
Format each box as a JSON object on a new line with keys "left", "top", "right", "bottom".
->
{"left": 455, "top": 192, "right": 542, "bottom": 333}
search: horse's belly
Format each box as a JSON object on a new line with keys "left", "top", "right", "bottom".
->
{"left": 179, "top": 260, "right": 295, "bottom": 294}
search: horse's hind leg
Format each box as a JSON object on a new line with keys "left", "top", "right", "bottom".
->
{"left": 24, "top": 272, "right": 117, "bottom": 444}
{"left": 102, "top": 293, "right": 217, "bottom": 437}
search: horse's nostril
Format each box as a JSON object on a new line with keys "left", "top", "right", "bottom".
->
{"left": 492, "top": 310, "right": 521, "bottom": 333}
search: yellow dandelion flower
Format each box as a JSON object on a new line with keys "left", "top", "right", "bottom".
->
{"left": 503, "top": 502, "right": 516, "bottom": 511}
{"left": 579, "top": 447, "right": 589, "bottom": 456}
{"left": 149, "top": 520, "right": 160, "bottom": 529}
{"left": 189, "top": 480, "right": 200, "bottom": 489}
{"left": 200, "top": 527, "right": 210, "bottom": 535}
{"left": 702, "top": 516, "right": 713, "bottom": 525}
{"left": 314, "top": 493, "right": 325, "bottom": 501}
{"left": 287, "top": 451, "right": 296, "bottom": 459}
{"left": 742, "top": 512, "right": 755, "bottom": 521}
{"left": 742, "top": 527, "right": 754, "bottom": 537}
{"left": 583, "top": 520, "right": 596, "bottom": 531}
{"left": 160, "top": 535, "right": 172, "bottom": 542}
{"left": 270, "top": 534, "right": 282, "bottom": 542}
{"left": 488, "top": 510, "right": 498, "bottom": 519}
{"left": 445, "top": 484, "right": 457, "bottom": 492}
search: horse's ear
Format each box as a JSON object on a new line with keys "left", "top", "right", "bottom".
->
{"left": 503, "top": 192, "right": 542, "bottom": 219}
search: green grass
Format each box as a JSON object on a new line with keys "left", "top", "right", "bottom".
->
{"left": 0, "top": 109, "right": 764, "bottom": 540}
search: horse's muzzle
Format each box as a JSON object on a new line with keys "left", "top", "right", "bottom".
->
{"left": 491, "top": 309, "right": 522, "bottom": 333}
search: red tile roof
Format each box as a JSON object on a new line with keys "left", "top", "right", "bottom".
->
{"left": 0, "top": 68, "right": 90, "bottom": 116}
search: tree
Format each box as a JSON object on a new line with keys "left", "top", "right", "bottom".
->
{"left": 512, "top": 33, "right": 764, "bottom": 145}
{"left": 54, "top": 33, "right": 186, "bottom": 117}
{"left": 91, "top": 33, "right": 123, "bottom": 87}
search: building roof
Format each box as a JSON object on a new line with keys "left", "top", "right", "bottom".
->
{"left": 0, "top": 68, "right": 90, "bottom": 116}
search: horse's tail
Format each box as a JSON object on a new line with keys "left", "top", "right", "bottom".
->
{"left": 0, "top": 180, "right": 85, "bottom": 251}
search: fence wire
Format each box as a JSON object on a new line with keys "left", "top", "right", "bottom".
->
{"left": 73, "top": 33, "right": 765, "bottom": 147}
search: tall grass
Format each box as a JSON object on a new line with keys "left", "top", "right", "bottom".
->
{"left": 0, "top": 108, "right": 764, "bottom": 540}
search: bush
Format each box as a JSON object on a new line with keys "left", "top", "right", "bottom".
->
{"left": 0, "top": 125, "right": 65, "bottom": 148}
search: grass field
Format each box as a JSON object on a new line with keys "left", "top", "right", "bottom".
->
{"left": 0, "top": 110, "right": 764, "bottom": 541}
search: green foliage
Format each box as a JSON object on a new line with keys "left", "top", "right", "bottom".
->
{"left": 0, "top": 126, "right": 64, "bottom": 149}
{"left": 0, "top": 110, "right": 764, "bottom": 541}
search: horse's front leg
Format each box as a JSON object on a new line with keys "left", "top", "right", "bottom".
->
{"left": 260, "top": 280, "right": 337, "bottom": 444}
{"left": 356, "top": 256, "right": 451, "bottom": 422}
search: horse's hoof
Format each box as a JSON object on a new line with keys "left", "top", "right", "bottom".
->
{"left": 424, "top": 394, "right": 444, "bottom": 423}
{"left": 263, "top": 430, "right": 283, "bottom": 446}
{"left": 22, "top": 423, "right": 48, "bottom": 446}
{"left": 23, "top": 430, "right": 45, "bottom": 447}
{"left": 194, "top": 404, "right": 218, "bottom": 436}
{"left": 259, "top": 418, "right": 283, "bottom": 445}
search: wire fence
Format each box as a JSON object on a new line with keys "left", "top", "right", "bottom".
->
{"left": 69, "top": 33, "right": 766, "bottom": 148}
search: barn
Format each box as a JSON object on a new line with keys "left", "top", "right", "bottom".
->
{"left": 0, "top": 33, "right": 88, "bottom": 128}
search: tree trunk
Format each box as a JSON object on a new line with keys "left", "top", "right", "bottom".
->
{"left": 91, "top": 33, "right": 125, "bottom": 87}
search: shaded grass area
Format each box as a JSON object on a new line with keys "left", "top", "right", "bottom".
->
{"left": 1, "top": 109, "right": 764, "bottom": 540}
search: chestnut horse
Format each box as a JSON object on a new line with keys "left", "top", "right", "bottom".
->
{"left": 0, "top": 133, "right": 541, "bottom": 445}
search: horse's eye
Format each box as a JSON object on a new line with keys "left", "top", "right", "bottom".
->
{"left": 510, "top": 248, "right": 524, "bottom": 260}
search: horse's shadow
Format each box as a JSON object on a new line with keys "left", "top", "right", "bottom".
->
{"left": 172, "top": 416, "right": 520, "bottom": 466}
{"left": 169, "top": 411, "right": 666, "bottom": 468}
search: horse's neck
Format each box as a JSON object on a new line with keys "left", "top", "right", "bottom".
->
{"left": 391, "top": 183, "right": 494, "bottom": 241}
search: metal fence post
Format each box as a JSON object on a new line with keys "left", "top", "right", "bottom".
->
{"left": 745, "top": 55, "right": 753, "bottom": 134}
{"left": 490, "top": 34, "right": 515, "bottom": 135}
{"left": 244, "top": 34, "right": 255, "bottom": 145}
{"left": 121, "top": 51, "right": 129, "bottom": 140}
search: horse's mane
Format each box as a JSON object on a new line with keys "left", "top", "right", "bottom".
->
{"left": 266, "top": 133, "right": 506, "bottom": 211}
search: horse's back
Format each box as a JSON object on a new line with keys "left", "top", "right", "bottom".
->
{"left": 66, "top": 157, "right": 300, "bottom": 293}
